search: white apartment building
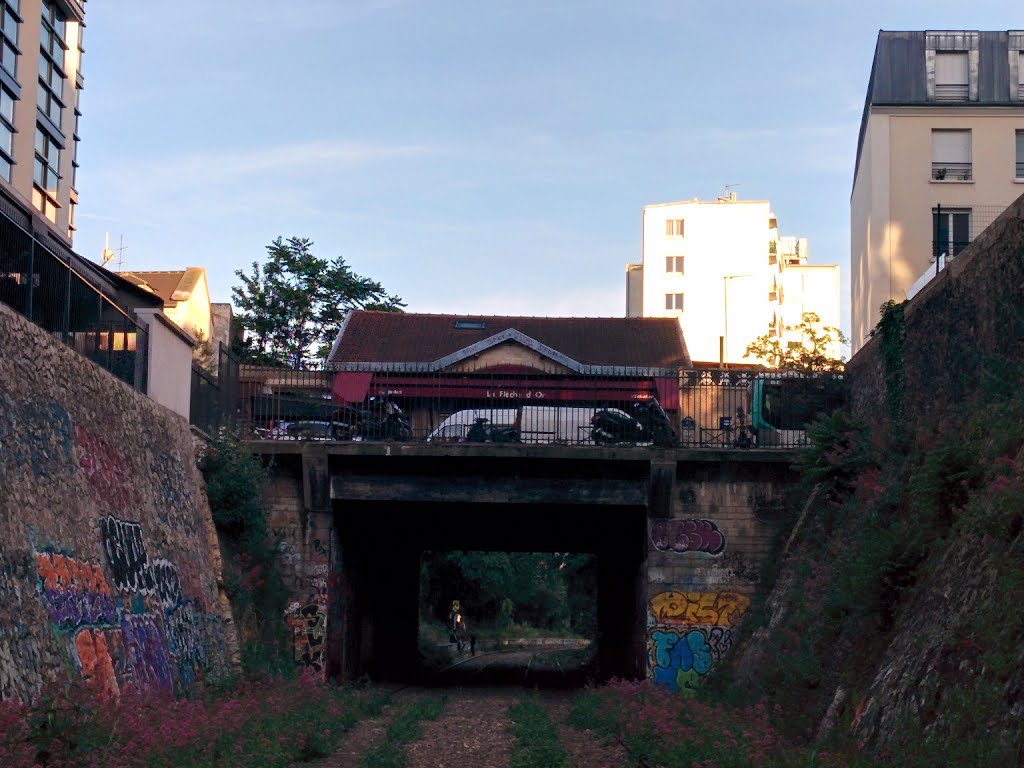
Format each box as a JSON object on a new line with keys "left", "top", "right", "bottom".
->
{"left": 628, "top": 194, "right": 840, "bottom": 365}
{"left": 851, "top": 30, "right": 1024, "bottom": 354}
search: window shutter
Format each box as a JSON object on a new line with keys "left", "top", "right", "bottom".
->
{"left": 932, "top": 130, "right": 970, "bottom": 163}
{"left": 935, "top": 52, "right": 968, "bottom": 84}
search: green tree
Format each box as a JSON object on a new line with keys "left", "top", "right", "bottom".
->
{"left": 232, "top": 236, "right": 405, "bottom": 367}
{"left": 744, "top": 311, "right": 848, "bottom": 372}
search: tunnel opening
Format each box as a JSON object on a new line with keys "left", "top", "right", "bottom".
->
{"left": 416, "top": 548, "right": 599, "bottom": 687}
{"left": 336, "top": 500, "right": 649, "bottom": 688}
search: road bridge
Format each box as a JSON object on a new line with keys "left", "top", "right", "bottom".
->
{"left": 251, "top": 440, "right": 800, "bottom": 691}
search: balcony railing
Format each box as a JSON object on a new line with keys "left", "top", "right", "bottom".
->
{"left": 932, "top": 162, "right": 972, "bottom": 181}
{"left": 237, "top": 364, "right": 845, "bottom": 450}
{"left": 0, "top": 208, "right": 149, "bottom": 392}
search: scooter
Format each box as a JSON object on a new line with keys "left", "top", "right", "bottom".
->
{"left": 591, "top": 401, "right": 678, "bottom": 447}
{"left": 338, "top": 397, "right": 413, "bottom": 441}
{"left": 465, "top": 417, "right": 520, "bottom": 444}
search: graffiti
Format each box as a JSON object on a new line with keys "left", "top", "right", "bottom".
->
{"left": 35, "top": 553, "right": 118, "bottom": 630}
{"left": 149, "top": 449, "right": 196, "bottom": 531}
{"left": 0, "top": 625, "right": 43, "bottom": 703}
{"left": 121, "top": 614, "right": 173, "bottom": 693}
{"left": 313, "top": 537, "right": 330, "bottom": 556}
{"left": 73, "top": 629, "right": 121, "bottom": 700}
{"left": 100, "top": 516, "right": 156, "bottom": 594}
{"left": 649, "top": 591, "right": 751, "bottom": 628}
{"left": 165, "top": 601, "right": 204, "bottom": 665}
{"left": 0, "top": 394, "right": 74, "bottom": 480}
{"left": 649, "top": 628, "right": 713, "bottom": 691}
{"left": 150, "top": 559, "right": 183, "bottom": 610}
{"left": 286, "top": 601, "right": 326, "bottom": 672}
{"left": 650, "top": 519, "right": 726, "bottom": 555}
{"left": 74, "top": 425, "right": 137, "bottom": 512}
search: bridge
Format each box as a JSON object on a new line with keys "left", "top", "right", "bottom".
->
{"left": 254, "top": 439, "right": 800, "bottom": 691}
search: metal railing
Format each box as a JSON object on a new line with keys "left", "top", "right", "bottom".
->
{"left": 190, "top": 344, "right": 242, "bottom": 435}
{"left": 238, "top": 363, "right": 845, "bottom": 450}
{"left": 0, "top": 207, "right": 148, "bottom": 392}
{"left": 931, "top": 162, "right": 972, "bottom": 181}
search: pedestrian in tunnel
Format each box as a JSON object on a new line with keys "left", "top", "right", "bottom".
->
{"left": 448, "top": 599, "right": 476, "bottom": 654}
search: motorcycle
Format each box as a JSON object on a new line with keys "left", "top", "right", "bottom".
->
{"left": 465, "top": 417, "right": 520, "bottom": 444}
{"left": 591, "top": 400, "right": 678, "bottom": 447}
{"left": 335, "top": 397, "right": 413, "bottom": 441}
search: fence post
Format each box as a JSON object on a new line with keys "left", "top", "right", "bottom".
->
{"left": 934, "top": 203, "right": 941, "bottom": 276}
{"left": 25, "top": 238, "right": 34, "bottom": 320}
{"left": 62, "top": 243, "right": 72, "bottom": 344}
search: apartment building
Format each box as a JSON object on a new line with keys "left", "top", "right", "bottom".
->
{"left": 627, "top": 194, "right": 841, "bottom": 365}
{"left": 851, "top": 30, "right": 1024, "bottom": 353}
{"left": 0, "top": 0, "right": 84, "bottom": 244}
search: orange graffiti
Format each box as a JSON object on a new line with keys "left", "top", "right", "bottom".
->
{"left": 35, "top": 553, "right": 110, "bottom": 595}
{"left": 649, "top": 591, "right": 751, "bottom": 628}
{"left": 74, "top": 629, "right": 120, "bottom": 700}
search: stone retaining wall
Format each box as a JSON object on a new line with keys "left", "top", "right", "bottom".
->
{"left": 0, "top": 302, "right": 238, "bottom": 703}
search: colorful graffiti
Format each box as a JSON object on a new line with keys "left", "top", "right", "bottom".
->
{"left": 649, "top": 590, "right": 750, "bottom": 628}
{"left": 35, "top": 552, "right": 118, "bottom": 629}
{"left": 648, "top": 591, "right": 750, "bottom": 691}
{"left": 74, "top": 425, "right": 138, "bottom": 512}
{"left": 650, "top": 518, "right": 726, "bottom": 555}
{"left": 287, "top": 602, "right": 326, "bottom": 672}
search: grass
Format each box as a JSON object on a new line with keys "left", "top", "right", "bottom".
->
{"left": 507, "top": 696, "right": 569, "bottom": 768}
{"left": 357, "top": 695, "right": 446, "bottom": 768}
{"left": 0, "top": 672, "right": 390, "bottom": 768}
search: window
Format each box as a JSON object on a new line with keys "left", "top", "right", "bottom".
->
{"left": 33, "top": 124, "right": 59, "bottom": 222}
{"left": 933, "top": 208, "right": 971, "bottom": 261}
{"left": 932, "top": 129, "right": 971, "bottom": 181}
{"left": 453, "top": 319, "right": 485, "bottom": 330}
{"left": 664, "top": 293, "right": 683, "bottom": 311}
{"left": 664, "top": 256, "right": 684, "bottom": 274}
{"left": 38, "top": 0, "right": 65, "bottom": 128}
{"left": 664, "top": 219, "right": 684, "bottom": 237}
{"left": 768, "top": 240, "right": 777, "bottom": 265}
{"left": 0, "top": 85, "right": 12, "bottom": 181}
{"left": 1017, "top": 130, "right": 1024, "bottom": 180}
{"left": 934, "top": 51, "right": 968, "bottom": 101}
{"left": 0, "top": 1, "right": 17, "bottom": 78}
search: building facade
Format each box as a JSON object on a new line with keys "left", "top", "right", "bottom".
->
{"left": 0, "top": 0, "right": 85, "bottom": 244}
{"left": 851, "top": 30, "right": 1024, "bottom": 354}
{"left": 629, "top": 194, "right": 841, "bottom": 365}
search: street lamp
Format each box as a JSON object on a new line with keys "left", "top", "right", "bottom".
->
{"left": 722, "top": 273, "right": 753, "bottom": 366}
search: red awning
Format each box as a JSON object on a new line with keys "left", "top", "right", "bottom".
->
{"left": 333, "top": 373, "right": 679, "bottom": 409}
{"left": 332, "top": 371, "right": 373, "bottom": 403}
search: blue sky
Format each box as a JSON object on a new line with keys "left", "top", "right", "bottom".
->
{"left": 74, "top": 1, "right": 1018, "bottom": 339}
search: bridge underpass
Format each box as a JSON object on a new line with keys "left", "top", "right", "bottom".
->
{"left": 256, "top": 442, "right": 798, "bottom": 689}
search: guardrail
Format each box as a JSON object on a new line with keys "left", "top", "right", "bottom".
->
{"left": 237, "top": 364, "right": 844, "bottom": 450}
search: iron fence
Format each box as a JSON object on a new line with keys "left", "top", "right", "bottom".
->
{"left": 931, "top": 204, "right": 1007, "bottom": 270}
{"left": 238, "top": 363, "right": 845, "bottom": 450}
{"left": 189, "top": 344, "right": 242, "bottom": 435}
{"left": 0, "top": 208, "right": 148, "bottom": 392}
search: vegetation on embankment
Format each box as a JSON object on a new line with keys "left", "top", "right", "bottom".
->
{"left": 0, "top": 674, "right": 388, "bottom": 768}
{"left": 199, "top": 431, "right": 292, "bottom": 673}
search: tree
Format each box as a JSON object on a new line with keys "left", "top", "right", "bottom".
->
{"left": 744, "top": 311, "right": 848, "bottom": 372}
{"left": 232, "top": 237, "right": 405, "bottom": 367}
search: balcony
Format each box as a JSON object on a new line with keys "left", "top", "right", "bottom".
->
{"left": 932, "top": 163, "right": 972, "bottom": 181}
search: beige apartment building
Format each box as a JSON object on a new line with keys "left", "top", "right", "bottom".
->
{"left": 627, "top": 194, "right": 841, "bottom": 365}
{"left": 851, "top": 30, "right": 1024, "bottom": 354}
{"left": 0, "top": 0, "right": 84, "bottom": 244}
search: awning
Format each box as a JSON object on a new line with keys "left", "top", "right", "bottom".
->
{"left": 332, "top": 371, "right": 373, "bottom": 403}
{"left": 334, "top": 373, "right": 679, "bottom": 410}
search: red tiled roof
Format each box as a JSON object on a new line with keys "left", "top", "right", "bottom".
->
{"left": 329, "top": 312, "right": 691, "bottom": 369}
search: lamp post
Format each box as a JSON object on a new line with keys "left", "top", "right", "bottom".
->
{"left": 722, "top": 273, "right": 753, "bottom": 366}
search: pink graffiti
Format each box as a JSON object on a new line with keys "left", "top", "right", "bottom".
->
{"left": 651, "top": 519, "right": 726, "bottom": 555}
{"left": 74, "top": 426, "right": 138, "bottom": 512}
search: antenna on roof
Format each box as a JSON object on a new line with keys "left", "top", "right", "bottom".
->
{"left": 718, "top": 184, "right": 740, "bottom": 203}
{"left": 100, "top": 233, "right": 128, "bottom": 271}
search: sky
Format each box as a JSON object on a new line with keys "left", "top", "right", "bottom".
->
{"left": 73, "top": 0, "right": 1020, "bottom": 342}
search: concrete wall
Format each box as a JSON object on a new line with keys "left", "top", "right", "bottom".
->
{"left": 645, "top": 458, "right": 793, "bottom": 692}
{"left": 136, "top": 308, "right": 195, "bottom": 420}
{"left": 0, "top": 302, "right": 238, "bottom": 704}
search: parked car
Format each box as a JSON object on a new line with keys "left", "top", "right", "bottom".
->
{"left": 262, "top": 420, "right": 353, "bottom": 441}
